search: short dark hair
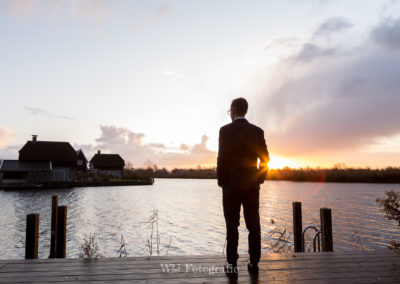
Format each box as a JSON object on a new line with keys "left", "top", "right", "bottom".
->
{"left": 231, "top": 97, "right": 248, "bottom": 115}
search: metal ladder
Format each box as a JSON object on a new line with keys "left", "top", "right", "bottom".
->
{"left": 302, "top": 225, "right": 321, "bottom": 252}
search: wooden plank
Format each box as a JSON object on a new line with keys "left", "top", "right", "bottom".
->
{"left": 2, "top": 269, "right": 400, "bottom": 284}
{"left": 1, "top": 252, "right": 400, "bottom": 283}
{"left": 1, "top": 261, "right": 399, "bottom": 280}
{"left": 1, "top": 255, "right": 399, "bottom": 273}
{"left": 1, "top": 259, "right": 400, "bottom": 279}
{"left": 2, "top": 251, "right": 398, "bottom": 270}
{"left": 1, "top": 250, "right": 398, "bottom": 265}
{"left": 1, "top": 256, "right": 399, "bottom": 276}
{"left": 0, "top": 250, "right": 398, "bottom": 264}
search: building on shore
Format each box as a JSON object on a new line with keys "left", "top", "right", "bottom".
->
{"left": 0, "top": 135, "right": 81, "bottom": 186}
{"left": 89, "top": 150, "right": 125, "bottom": 179}
{"left": 76, "top": 149, "right": 88, "bottom": 174}
{"left": 18, "top": 135, "right": 78, "bottom": 182}
{"left": 0, "top": 160, "right": 51, "bottom": 186}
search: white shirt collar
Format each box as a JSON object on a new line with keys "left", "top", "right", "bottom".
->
{"left": 234, "top": 117, "right": 246, "bottom": 121}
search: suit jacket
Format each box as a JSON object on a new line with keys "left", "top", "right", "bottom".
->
{"left": 217, "top": 118, "right": 269, "bottom": 190}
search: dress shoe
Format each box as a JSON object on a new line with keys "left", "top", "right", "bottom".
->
{"left": 247, "top": 261, "right": 259, "bottom": 274}
{"left": 224, "top": 263, "right": 238, "bottom": 275}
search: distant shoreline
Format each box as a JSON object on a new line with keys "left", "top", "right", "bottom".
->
{"left": 153, "top": 176, "right": 400, "bottom": 184}
{"left": 146, "top": 167, "right": 400, "bottom": 184}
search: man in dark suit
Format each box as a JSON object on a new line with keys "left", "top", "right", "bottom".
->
{"left": 217, "top": 97, "right": 269, "bottom": 275}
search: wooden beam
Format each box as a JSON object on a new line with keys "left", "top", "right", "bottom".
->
{"left": 320, "top": 207, "right": 333, "bottom": 252}
{"left": 49, "top": 195, "right": 58, "bottom": 258}
{"left": 292, "top": 201, "right": 303, "bottom": 252}
{"left": 56, "top": 206, "right": 67, "bottom": 258}
{"left": 25, "top": 214, "right": 39, "bottom": 259}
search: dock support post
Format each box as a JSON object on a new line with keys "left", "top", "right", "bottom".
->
{"left": 292, "top": 201, "right": 303, "bottom": 252}
{"left": 49, "top": 195, "right": 58, "bottom": 258}
{"left": 320, "top": 208, "right": 333, "bottom": 252}
{"left": 25, "top": 213, "right": 39, "bottom": 259}
{"left": 56, "top": 206, "right": 67, "bottom": 258}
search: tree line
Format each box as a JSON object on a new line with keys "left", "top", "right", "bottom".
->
{"left": 123, "top": 165, "right": 400, "bottom": 183}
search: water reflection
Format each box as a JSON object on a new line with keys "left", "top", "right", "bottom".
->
{"left": 0, "top": 179, "right": 399, "bottom": 259}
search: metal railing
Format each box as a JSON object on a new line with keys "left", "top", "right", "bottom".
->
{"left": 302, "top": 225, "right": 321, "bottom": 252}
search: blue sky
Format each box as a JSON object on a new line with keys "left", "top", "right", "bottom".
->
{"left": 1, "top": 0, "right": 400, "bottom": 168}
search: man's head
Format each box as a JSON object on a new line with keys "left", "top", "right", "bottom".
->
{"left": 230, "top": 97, "right": 248, "bottom": 121}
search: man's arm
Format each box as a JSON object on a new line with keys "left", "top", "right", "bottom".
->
{"left": 257, "top": 130, "right": 269, "bottom": 184}
{"left": 217, "top": 127, "right": 229, "bottom": 187}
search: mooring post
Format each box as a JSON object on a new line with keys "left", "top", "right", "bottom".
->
{"left": 56, "top": 206, "right": 67, "bottom": 258}
{"left": 320, "top": 207, "right": 333, "bottom": 252}
{"left": 292, "top": 201, "right": 303, "bottom": 252}
{"left": 49, "top": 195, "right": 58, "bottom": 258}
{"left": 25, "top": 213, "right": 39, "bottom": 259}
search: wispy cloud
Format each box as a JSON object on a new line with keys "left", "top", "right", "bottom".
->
{"left": 163, "top": 70, "right": 184, "bottom": 78}
{"left": 1, "top": 0, "right": 111, "bottom": 22}
{"left": 313, "top": 17, "right": 353, "bottom": 38}
{"left": 132, "top": 5, "right": 170, "bottom": 32}
{"left": 25, "top": 107, "right": 75, "bottom": 120}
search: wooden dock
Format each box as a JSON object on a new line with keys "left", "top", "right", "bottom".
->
{"left": 1, "top": 250, "right": 399, "bottom": 283}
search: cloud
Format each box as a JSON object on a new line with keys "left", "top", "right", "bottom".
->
{"left": 252, "top": 17, "right": 400, "bottom": 159}
{"left": 76, "top": 125, "right": 216, "bottom": 168}
{"left": 292, "top": 43, "right": 338, "bottom": 63}
{"left": 1, "top": 0, "right": 110, "bottom": 22}
{"left": 0, "top": 127, "right": 14, "bottom": 149}
{"left": 25, "top": 107, "right": 75, "bottom": 120}
{"left": 132, "top": 5, "right": 170, "bottom": 32}
{"left": 0, "top": 145, "right": 20, "bottom": 160}
{"left": 266, "top": 37, "right": 299, "bottom": 50}
{"left": 95, "top": 125, "right": 145, "bottom": 145}
{"left": 371, "top": 18, "right": 400, "bottom": 50}
{"left": 163, "top": 71, "right": 184, "bottom": 78}
{"left": 313, "top": 17, "right": 353, "bottom": 37}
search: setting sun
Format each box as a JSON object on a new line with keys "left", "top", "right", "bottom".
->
{"left": 268, "top": 154, "right": 301, "bottom": 169}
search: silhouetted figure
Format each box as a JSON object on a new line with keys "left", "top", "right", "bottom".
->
{"left": 217, "top": 98, "right": 269, "bottom": 275}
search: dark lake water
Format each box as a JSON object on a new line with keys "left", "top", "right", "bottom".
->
{"left": 0, "top": 179, "right": 399, "bottom": 259}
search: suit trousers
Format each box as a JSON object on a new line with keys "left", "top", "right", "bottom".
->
{"left": 222, "top": 187, "right": 261, "bottom": 265}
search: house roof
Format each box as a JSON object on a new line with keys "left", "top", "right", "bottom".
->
{"left": 19, "top": 141, "right": 77, "bottom": 162}
{"left": 76, "top": 149, "right": 88, "bottom": 163}
{"left": 0, "top": 160, "right": 52, "bottom": 172}
{"left": 90, "top": 154, "right": 125, "bottom": 168}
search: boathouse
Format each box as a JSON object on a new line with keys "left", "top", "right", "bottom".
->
{"left": 18, "top": 135, "right": 77, "bottom": 182}
{"left": 89, "top": 151, "right": 125, "bottom": 179}
{"left": 0, "top": 160, "right": 52, "bottom": 186}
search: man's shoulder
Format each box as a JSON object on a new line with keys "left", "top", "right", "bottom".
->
{"left": 219, "top": 122, "right": 234, "bottom": 133}
{"left": 248, "top": 122, "right": 264, "bottom": 134}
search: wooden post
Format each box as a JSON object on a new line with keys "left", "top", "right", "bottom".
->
{"left": 25, "top": 213, "right": 39, "bottom": 259}
{"left": 49, "top": 195, "right": 58, "bottom": 258}
{"left": 320, "top": 208, "right": 333, "bottom": 252}
{"left": 292, "top": 201, "right": 303, "bottom": 252}
{"left": 56, "top": 206, "right": 67, "bottom": 258}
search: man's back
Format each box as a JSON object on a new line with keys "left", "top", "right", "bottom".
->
{"left": 217, "top": 118, "right": 269, "bottom": 190}
{"left": 218, "top": 97, "right": 269, "bottom": 274}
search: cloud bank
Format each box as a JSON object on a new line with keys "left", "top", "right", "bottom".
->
{"left": 253, "top": 17, "right": 400, "bottom": 162}
{"left": 75, "top": 125, "right": 216, "bottom": 168}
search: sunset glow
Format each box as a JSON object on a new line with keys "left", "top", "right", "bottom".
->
{"left": 267, "top": 154, "right": 302, "bottom": 170}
